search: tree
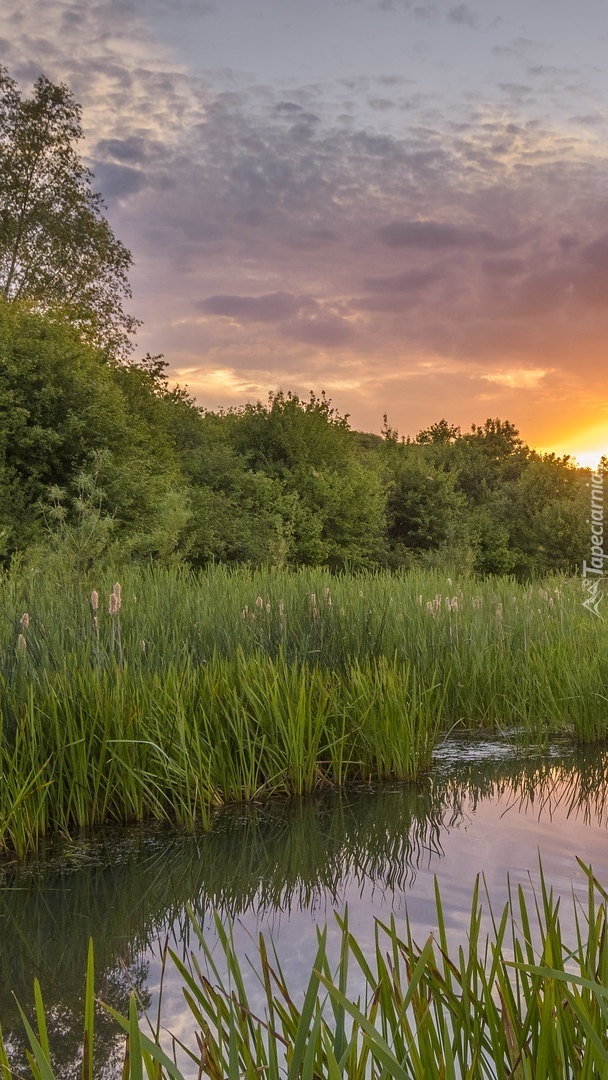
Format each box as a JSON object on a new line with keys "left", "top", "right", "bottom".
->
{"left": 0, "top": 300, "right": 186, "bottom": 560}
{"left": 0, "top": 66, "right": 137, "bottom": 357}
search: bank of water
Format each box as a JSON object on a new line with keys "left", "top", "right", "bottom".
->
{"left": 2, "top": 737, "right": 608, "bottom": 1075}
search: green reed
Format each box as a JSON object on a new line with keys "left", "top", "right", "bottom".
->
{"left": 0, "top": 649, "right": 443, "bottom": 857}
{"left": 1, "top": 562, "right": 607, "bottom": 855}
{"left": 6, "top": 861, "right": 608, "bottom": 1078}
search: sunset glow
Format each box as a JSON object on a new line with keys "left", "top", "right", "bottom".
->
{"left": 3, "top": 0, "right": 608, "bottom": 457}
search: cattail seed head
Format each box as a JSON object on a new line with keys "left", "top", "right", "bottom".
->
{"left": 109, "top": 583, "right": 121, "bottom": 615}
{"left": 19, "top": 612, "right": 29, "bottom": 631}
{"left": 255, "top": 596, "right": 264, "bottom": 609}
{"left": 90, "top": 590, "right": 99, "bottom": 613}
{"left": 16, "top": 633, "right": 26, "bottom": 654}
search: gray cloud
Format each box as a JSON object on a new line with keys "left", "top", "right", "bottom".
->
{"left": 96, "top": 136, "right": 154, "bottom": 164}
{"left": 363, "top": 265, "right": 445, "bottom": 292}
{"left": 378, "top": 220, "right": 507, "bottom": 251}
{"left": 448, "top": 4, "right": 479, "bottom": 28}
{"left": 580, "top": 234, "right": 608, "bottom": 271}
{"left": 481, "top": 256, "right": 526, "bottom": 277}
{"left": 282, "top": 315, "right": 354, "bottom": 347}
{"left": 197, "top": 293, "right": 317, "bottom": 322}
{"left": 93, "top": 162, "right": 147, "bottom": 198}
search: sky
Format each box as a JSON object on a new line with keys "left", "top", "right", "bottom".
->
{"left": 2, "top": 0, "right": 608, "bottom": 461}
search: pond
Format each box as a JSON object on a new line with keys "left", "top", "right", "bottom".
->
{"left": 3, "top": 736, "right": 608, "bottom": 1075}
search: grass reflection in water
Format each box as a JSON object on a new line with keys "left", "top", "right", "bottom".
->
{"left": 2, "top": 744, "right": 608, "bottom": 1074}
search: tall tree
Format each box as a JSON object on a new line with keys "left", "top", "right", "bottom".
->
{"left": 0, "top": 67, "right": 137, "bottom": 357}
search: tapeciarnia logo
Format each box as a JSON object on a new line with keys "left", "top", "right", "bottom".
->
{"left": 582, "top": 469, "right": 605, "bottom": 617}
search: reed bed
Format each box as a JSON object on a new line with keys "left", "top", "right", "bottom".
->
{"left": 0, "top": 650, "right": 442, "bottom": 857}
{"left": 6, "top": 861, "right": 608, "bottom": 1078}
{"left": 0, "top": 563, "right": 607, "bottom": 855}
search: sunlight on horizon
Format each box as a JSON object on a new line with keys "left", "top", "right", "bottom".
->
{"left": 539, "top": 446, "right": 606, "bottom": 469}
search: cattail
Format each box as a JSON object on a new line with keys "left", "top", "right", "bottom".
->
{"left": 16, "top": 633, "right": 26, "bottom": 655}
{"left": 90, "top": 590, "right": 99, "bottom": 613}
{"left": 241, "top": 606, "right": 248, "bottom": 620}
{"left": 279, "top": 599, "right": 285, "bottom": 617}
{"left": 255, "top": 596, "right": 264, "bottom": 609}
{"left": 19, "top": 612, "right": 29, "bottom": 631}
{"left": 266, "top": 601, "right": 271, "bottom": 614}
{"left": 496, "top": 602, "right": 503, "bottom": 622}
{"left": 141, "top": 639, "right": 147, "bottom": 653}
{"left": 109, "top": 582, "right": 121, "bottom": 616}
{"left": 472, "top": 596, "right": 482, "bottom": 610}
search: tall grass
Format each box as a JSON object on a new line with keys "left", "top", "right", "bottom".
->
{"left": 1, "top": 562, "right": 607, "bottom": 855}
{"left": 6, "top": 861, "right": 608, "bottom": 1077}
{"left": 0, "top": 649, "right": 442, "bottom": 857}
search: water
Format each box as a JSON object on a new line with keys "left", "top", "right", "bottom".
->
{"left": 2, "top": 737, "right": 608, "bottom": 1074}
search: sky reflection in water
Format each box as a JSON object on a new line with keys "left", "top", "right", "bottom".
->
{"left": 2, "top": 739, "right": 608, "bottom": 1074}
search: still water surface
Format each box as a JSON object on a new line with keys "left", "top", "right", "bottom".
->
{"left": 3, "top": 737, "right": 608, "bottom": 1074}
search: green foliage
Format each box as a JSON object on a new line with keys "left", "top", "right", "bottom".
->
{"left": 0, "top": 66, "right": 136, "bottom": 357}
{"left": 0, "top": 296, "right": 593, "bottom": 576}
{"left": 382, "top": 440, "right": 469, "bottom": 567}
{"left": 7, "top": 864, "right": 608, "bottom": 1077}
{"left": 0, "top": 301, "right": 190, "bottom": 561}
{"left": 1, "top": 563, "right": 608, "bottom": 856}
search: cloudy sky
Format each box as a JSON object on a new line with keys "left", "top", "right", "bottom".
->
{"left": 3, "top": 0, "right": 608, "bottom": 459}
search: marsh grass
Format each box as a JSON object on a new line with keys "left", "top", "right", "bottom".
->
{"left": 7, "top": 862, "right": 608, "bottom": 1077}
{"left": 0, "top": 649, "right": 443, "bottom": 857}
{"left": 1, "top": 563, "right": 607, "bottom": 855}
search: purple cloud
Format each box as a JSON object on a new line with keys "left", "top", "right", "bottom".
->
{"left": 197, "top": 292, "right": 317, "bottom": 322}
{"left": 378, "top": 220, "right": 507, "bottom": 251}
{"left": 363, "top": 265, "right": 445, "bottom": 292}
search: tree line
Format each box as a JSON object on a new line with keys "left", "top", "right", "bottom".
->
{"left": 0, "top": 296, "right": 590, "bottom": 576}
{"left": 0, "top": 66, "right": 592, "bottom": 577}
